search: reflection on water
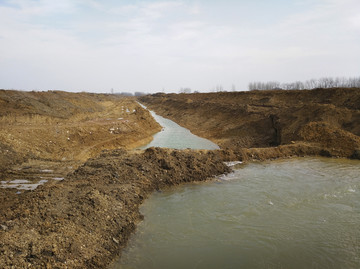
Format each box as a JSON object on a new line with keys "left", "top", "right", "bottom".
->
{"left": 113, "top": 158, "right": 360, "bottom": 269}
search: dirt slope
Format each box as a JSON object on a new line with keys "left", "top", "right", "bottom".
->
{"left": 0, "top": 148, "right": 230, "bottom": 268}
{"left": 140, "top": 88, "right": 360, "bottom": 159}
{"left": 0, "top": 90, "right": 161, "bottom": 179}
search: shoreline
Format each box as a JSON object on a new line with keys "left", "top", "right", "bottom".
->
{"left": 139, "top": 88, "right": 360, "bottom": 160}
{"left": 1, "top": 146, "right": 359, "bottom": 268}
{"left": 1, "top": 88, "right": 359, "bottom": 268}
{"left": 0, "top": 148, "right": 231, "bottom": 268}
{"left": 1, "top": 144, "right": 358, "bottom": 268}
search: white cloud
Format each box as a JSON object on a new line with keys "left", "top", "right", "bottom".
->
{"left": 5, "top": 0, "right": 76, "bottom": 15}
{"left": 188, "top": 4, "right": 201, "bottom": 15}
{"left": 0, "top": 0, "right": 359, "bottom": 92}
{"left": 348, "top": 14, "right": 360, "bottom": 30}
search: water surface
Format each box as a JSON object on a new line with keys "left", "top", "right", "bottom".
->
{"left": 114, "top": 158, "right": 360, "bottom": 269}
{"left": 138, "top": 108, "right": 219, "bottom": 150}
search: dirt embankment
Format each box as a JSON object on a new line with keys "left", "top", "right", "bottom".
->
{"left": 0, "top": 148, "right": 230, "bottom": 268}
{"left": 0, "top": 90, "right": 230, "bottom": 268}
{"left": 1, "top": 88, "right": 360, "bottom": 268}
{"left": 140, "top": 88, "right": 360, "bottom": 160}
{"left": 0, "top": 90, "right": 161, "bottom": 180}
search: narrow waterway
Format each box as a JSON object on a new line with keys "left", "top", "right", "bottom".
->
{"left": 138, "top": 108, "right": 219, "bottom": 150}
{"left": 112, "top": 108, "right": 360, "bottom": 269}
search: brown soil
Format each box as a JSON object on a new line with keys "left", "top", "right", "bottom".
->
{"left": 140, "top": 88, "right": 360, "bottom": 160}
{"left": 1, "top": 88, "right": 360, "bottom": 268}
{"left": 0, "top": 148, "right": 230, "bottom": 268}
{"left": 0, "top": 90, "right": 161, "bottom": 180}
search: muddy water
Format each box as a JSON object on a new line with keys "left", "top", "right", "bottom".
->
{"left": 114, "top": 158, "right": 360, "bottom": 269}
{"left": 115, "top": 107, "right": 360, "bottom": 268}
{"left": 138, "top": 108, "right": 219, "bottom": 150}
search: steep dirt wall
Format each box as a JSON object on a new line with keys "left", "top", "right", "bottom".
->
{"left": 140, "top": 88, "right": 360, "bottom": 159}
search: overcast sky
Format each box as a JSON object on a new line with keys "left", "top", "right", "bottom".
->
{"left": 0, "top": 0, "right": 359, "bottom": 93}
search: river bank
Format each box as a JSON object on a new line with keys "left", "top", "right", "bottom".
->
{"left": 0, "top": 90, "right": 162, "bottom": 204}
{"left": 0, "top": 90, "right": 162, "bottom": 268}
{"left": 115, "top": 157, "right": 360, "bottom": 269}
{"left": 0, "top": 148, "right": 230, "bottom": 268}
{"left": 1, "top": 88, "right": 360, "bottom": 268}
{"left": 0, "top": 90, "right": 161, "bottom": 178}
{"left": 140, "top": 88, "right": 360, "bottom": 160}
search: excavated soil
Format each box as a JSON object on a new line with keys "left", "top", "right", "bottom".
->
{"left": 1, "top": 88, "right": 360, "bottom": 268}
{"left": 0, "top": 90, "right": 161, "bottom": 180}
{"left": 0, "top": 148, "right": 230, "bottom": 268}
{"left": 0, "top": 90, "right": 163, "bottom": 268}
{"left": 140, "top": 88, "right": 360, "bottom": 160}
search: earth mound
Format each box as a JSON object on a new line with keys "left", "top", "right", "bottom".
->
{"left": 0, "top": 148, "right": 230, "bottom": 268}
{"left": 0, "top": 90, "right": 161, "bottom": 179}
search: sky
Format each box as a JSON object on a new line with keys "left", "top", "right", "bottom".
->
{"left": 0, "top": 0, "right": 359, "bottom": 93}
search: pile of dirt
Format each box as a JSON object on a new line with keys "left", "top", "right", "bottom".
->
{"left": 140, "top": 88, "right": 360, "bottom": 159}
{"left": 0, "top": 148, "right": 230, "bottom": 268}
{"left": 0, "top": 90, "right": 161, "bottom": 179}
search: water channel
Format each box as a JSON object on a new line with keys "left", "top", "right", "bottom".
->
{"left": 138, "top": 108, "right": 219, "bottom": 150}
{"left": 112, "top": 108, "right": 360, "bottom": 269}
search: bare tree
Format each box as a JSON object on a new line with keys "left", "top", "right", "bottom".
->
{"left": 249, "top": 76, "right": 360, "bottom": 91}
{"left": 134, "top": 92, "right": 146, "bottom": 96}
{"left": 216, "top": 85, "right": 224, "bottom": 92}
{"left": 179, "top": 88, "right": 192, "bottom": 94}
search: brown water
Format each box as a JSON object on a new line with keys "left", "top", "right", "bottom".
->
{"left": 113, "top": 157, "right": 360, "bottom": 269}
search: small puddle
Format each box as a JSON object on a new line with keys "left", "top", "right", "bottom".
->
{"left": 1, "top": 163, "right": 71, "bottom": 191}
{"left": 1, "top": 179, "right": 48, "bottom": 190}
{"left": 40, "top": 169, "right": 54, "bottom": 173}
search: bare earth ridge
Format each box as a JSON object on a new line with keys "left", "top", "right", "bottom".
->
{"left": 140, "top": 88, "right": 360, "bottom": 160}
{"left": 1, "top": 88, "right": 360, "bottom": 268}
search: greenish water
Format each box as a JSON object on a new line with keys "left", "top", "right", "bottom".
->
{"left": 138, "top": 109, "right": 219, "bottom": 150}
{"left": 113, "top": 158, "right": 360, "bottom": 269}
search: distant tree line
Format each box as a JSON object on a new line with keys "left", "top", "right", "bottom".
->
{"left": 113, "top": 91, "right": 147, "bottom": 96}
{"left": 248, "top": 77, "right": 360, "bottom": 91}
{"left": 179, "top": 87, "right": 192, "bottom": 94}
